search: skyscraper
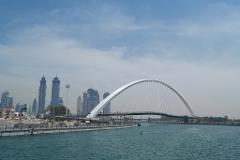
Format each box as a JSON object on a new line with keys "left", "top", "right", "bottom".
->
{"left": 82, "top": 89, "right": 99, "bottom": 116}
{"left": 38, "top": 76, "right": 46, "bottom": 114}
{"left": 50, "top": 76, "right": 62, "bottom": 106}
{"left": 0, "top": 91, "right": 13, "bottom": 108}
{"left": 77, "top": 96, "right": 83, "bottom": 116}
{"left": 27, "top": 104, "right": 32, "bottom": 114}
{"left": 103, "top": 92, "right": 111, "bottom": 114}
{"left": 15, "top": 103, "right": 22, "bottom": 112}
{"left": 82, "top": 92, "right": 88, "bottom": 116}
{"left": 32, "top": 98, "right": 37, "bottom": 114}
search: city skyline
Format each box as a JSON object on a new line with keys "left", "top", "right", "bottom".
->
{"left": 1, "top": 0, "right": 240, "bottom": 118}
{"left": 0, "top": 76, "right": 113, "bottom": 115}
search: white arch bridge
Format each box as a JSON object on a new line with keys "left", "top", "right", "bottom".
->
{"left": 86, "top": 79, "right": 195, "bottom": 119}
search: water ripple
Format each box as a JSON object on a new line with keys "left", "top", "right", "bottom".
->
{"left": 1, "top": 124, "right": 240, "bottom": 160}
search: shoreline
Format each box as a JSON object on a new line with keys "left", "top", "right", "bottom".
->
{"left": 0, "top": 125, "right": 135, "bottom": 137}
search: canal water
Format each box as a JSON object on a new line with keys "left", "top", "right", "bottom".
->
{"left": 1, "top": 124, "right": 240, "bottom": 160}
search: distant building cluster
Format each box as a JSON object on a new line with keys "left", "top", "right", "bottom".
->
{"left": 0, "top": 76, "right": 64, "bottom": 117}
{"left": 77, "top": 89, "right": 111, "bottom": 117}
{"left": 15, "top": 103, "right": 30, "bottom": 113}
{"left": 1, "top": 75, "right": 111, "bottom": 118}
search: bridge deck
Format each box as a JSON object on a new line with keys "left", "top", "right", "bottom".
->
{"left": 97, "top": 112, "right": 195, "bottom": 119}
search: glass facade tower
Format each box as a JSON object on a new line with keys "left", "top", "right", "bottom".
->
{"left": 38, "top": 76, "right": 46, "bottom": 114}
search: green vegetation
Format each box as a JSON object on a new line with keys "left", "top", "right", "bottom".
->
{"left": 45, "top": 105, "right": 70, "bottom": 116}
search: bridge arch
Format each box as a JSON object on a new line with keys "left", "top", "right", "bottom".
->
{"left": 87, "top": 79, "right": 195, "bottom": 119}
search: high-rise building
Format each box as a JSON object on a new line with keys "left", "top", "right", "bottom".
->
{"left": 50, "top": 76, "right": 62, "bottom": 106}
{"left": 87, "top": 89, "right": 99, "bottom": 115}
{"left": 82, "top": 89, "right": 99, "bottom": 116}
{"left": 7, "top": 97, "right": 13, "bottom": 108}
{"left": 77, "top": 96, "right": 83, "bottom": 116}
{"left": 82, "top": 92, "right": 88, "bottom": 116}
{"left": 32, "top": 98, "right": 37, "bottom": 114}
{"left": 15, "top": 103, "right": 22, "bottom": 112}
{"left": 103, "top": 92, "right": 111, "bottom": 114}
{"left": 0, "top": 91, "right": 13, "bottom": 108}
{"left": 38, "top": 76, "right": 46, "bottom": 114}
{"left": 27, "top": 105, "right": 32, "bottom": 114}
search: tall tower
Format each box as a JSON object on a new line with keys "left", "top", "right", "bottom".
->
{"left": 82, "top": 89, "right": 99, "bottom": 116}
{"left": 38, "top": 76, "right": 46, "bottom": 114}
{"left": 51, "top": 76, "right": 61, "bottom": 106}
{"left": 86, "top": 89, "right": 99, "bottom": 115}
{"left": 103, "top": 92, "right": 111, "bottom": 114}
{"left": 32, "top": 98, "right": 37, "bottom": 114}
{"left": 82, "top": 92, "right": 88, "bottom": 116}
{"left": 0, "top": 91, "right": 13, "bottom": 108}
{"left": 77, "top": 96, "right": 83, "bottom": 116}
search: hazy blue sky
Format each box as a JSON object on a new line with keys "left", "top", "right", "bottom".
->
{"left": 0, "top": 0, "right": 240, "bottom": 117}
